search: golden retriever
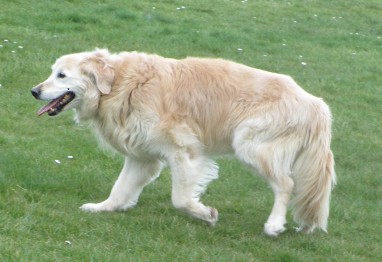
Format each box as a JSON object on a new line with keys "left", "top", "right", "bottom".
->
{"left": 31, "top": 49, "right": 336, "bottom": 236}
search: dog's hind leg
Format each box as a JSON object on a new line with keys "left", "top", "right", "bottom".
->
{"left": 167, "top": 150, "right": 219, "bottom": 225}
{"left": 233, "top": 121, "right": 296, "bottom": 236}
{"left": 80, "top": 157, "right": 163, "bottom": 212}
{"left": 236, "top": 143, "right": 294, "bottom": 236}
{"left": 263, "top": 175, "right": 294, "bottom": 236}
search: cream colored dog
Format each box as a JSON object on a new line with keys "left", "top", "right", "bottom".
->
{"left": 31, "top": 49, "right": 335, "bottom": 236}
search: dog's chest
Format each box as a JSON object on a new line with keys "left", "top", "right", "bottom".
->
{"left": 95, "top": 113, "right": 154, "bottom": 158}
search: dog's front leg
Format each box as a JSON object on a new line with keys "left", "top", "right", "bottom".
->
{"left": 167, "top": 150, "right": 219, "bottom": 225}
{"left": 80, "top": 157, "right": 162, "bottom": 212}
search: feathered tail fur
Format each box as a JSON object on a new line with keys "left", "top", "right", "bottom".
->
{"left": 292, "top": 100, "right": 336, "bottom": 233}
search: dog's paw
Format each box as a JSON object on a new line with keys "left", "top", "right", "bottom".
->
{"left": 264, "top": 222, "right": 286, "bottom": 237}
{"left": 295, "top": 224, "right": 317, "bottom": 234}
{"left": 80, "top": 202, "right": 107, "bottom": 213}
{"left": 206, "top": 207, "right": 219, "bottom": 226}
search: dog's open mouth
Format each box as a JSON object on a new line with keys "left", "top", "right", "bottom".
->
{"left": 37, "top": 91, "right": 75, "bottom": 116}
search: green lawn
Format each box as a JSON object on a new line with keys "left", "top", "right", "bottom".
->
{"left": 1, "top": 0, "right": 381, "bottom": 261}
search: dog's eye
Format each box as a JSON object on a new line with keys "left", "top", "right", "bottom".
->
{"left": 57, "top": 72, "right": 66, "bottom": 79}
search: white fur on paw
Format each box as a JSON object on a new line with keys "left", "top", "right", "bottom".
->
{"left": 295, "top": 225, "right": 317, "bottom": 234}
{"left": 207, "top": 207, "right": 219, "bottom": 226}
{"left": 264, "top": 222, "right": 286, "bottom": 237}
{"left": 80, "top": 203, "right": 105, "bottom": 212}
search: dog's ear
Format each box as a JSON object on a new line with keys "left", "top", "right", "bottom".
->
{"left": 82, "top": 50, "right": 114, "bottom": 95}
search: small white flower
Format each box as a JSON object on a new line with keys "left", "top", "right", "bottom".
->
{"left": 67, "top": 156, "right": 74, "bottom": 159}
{"left": 11, "top": 50, "right": 16, "bottom": 53}
{"left": 301, "top": 62, "right": 307, "bottom": 66}
{"left": 18, "top": 46, "right": 23, "bottom": 49}
{"left": 237, "top": 48, "right": 243, "bottom": 51}
{"left": 55, "top": 160, "right": 61, "bottom": 164}
{"left": 4, "top": 39, "right": 9, "bottom": 42}
{"left": 65, "top": 240, "right": 72, "bottom": 245}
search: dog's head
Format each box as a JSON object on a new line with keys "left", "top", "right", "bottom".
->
{"left": 31, "top": 49, "right": 114, "bottom": 120}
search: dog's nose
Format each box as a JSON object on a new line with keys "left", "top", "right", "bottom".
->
{"left": 31, "top": 86, "right": 41, "bottom": 99}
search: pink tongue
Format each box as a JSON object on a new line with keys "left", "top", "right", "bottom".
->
{"left": 37, "top": 96, "right": 63, "bottom": 116}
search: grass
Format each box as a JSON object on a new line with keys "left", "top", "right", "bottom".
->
{"left": 0, "top": 0, "right": 381, "bottom": 261}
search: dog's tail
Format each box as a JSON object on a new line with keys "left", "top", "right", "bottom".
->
{"left": 291, "top": 100, "right": 336, "bottom": 233}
